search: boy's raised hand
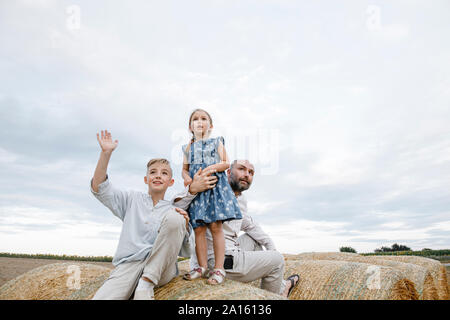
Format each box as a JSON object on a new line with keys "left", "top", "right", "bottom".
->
{"left": 97, "top": 130, "right": 118, "bottom": 153}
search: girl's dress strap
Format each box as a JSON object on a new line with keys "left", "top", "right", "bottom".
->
{"left": 216, "top": 136, "right": 225, "bottom": 147}
{"left": 181, "top": 142, "right": 192, "bottom": 159}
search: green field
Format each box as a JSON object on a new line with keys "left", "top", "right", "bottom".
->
{"left": 1, "top": 249, "right": 449, "bottom": 263}
{"left": 0, "top": 252, "right": 113, "bottom": 262}
{"left": 0, "top": 252, "right": 190, "bottom": 262}
{"left": 361, "top": 249, "right": 450, "bottom": 262}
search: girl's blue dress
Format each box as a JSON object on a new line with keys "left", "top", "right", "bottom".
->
{"left": 182, "top": 136, "right": 242, "bottom": 229}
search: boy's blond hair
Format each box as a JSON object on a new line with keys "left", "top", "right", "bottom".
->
{"left": 146, "top": 158, "right": 173, "bottom": 177}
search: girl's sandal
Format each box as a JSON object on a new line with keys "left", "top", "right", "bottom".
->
{"left": 207, "top": 269, "right": 226, "bottom": 285}
{"left": 183, "top": 267, "right": 207, "bottom": 280}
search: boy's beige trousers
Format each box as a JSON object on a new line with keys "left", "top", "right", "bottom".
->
{"left": 92, "top": 210, "right": 186, "bottom": 300}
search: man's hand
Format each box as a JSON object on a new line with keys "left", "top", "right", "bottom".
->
{"left": 97, "top": 130, "right": 118, "bottom": 153}
{"left": 174, "top": 207, "right": 190, "bottom": 231}
{"left": 188, "top": 168, "right": 218, "bottom": 195}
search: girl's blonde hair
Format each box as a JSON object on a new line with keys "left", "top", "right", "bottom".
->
{"left": 188, "top": 108, "right": 213, "bottom": 143}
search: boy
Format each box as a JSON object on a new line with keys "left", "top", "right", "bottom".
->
{"left": 91, "top": 130, "right": 200, "bottom": 300}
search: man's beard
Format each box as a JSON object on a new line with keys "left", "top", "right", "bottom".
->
{"left": 229, "top": 173, "right": 251, "bottom": 193}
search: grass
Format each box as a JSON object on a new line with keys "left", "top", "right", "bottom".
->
{"left": 0, "top": 252, "right": 189, "bottom": 262}
{"left": 0, "top": 252, "right": 113, "bottom": 262}
{"left": 361, "top": 249, "right": 450, "bottom": 262}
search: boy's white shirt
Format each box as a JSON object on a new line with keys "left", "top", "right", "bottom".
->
{"left": 91, "top": 177, "right": 196, "bottom": 266}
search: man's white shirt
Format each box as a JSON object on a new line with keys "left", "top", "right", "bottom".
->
{"left": 201, "top": 192, "right": 276, "bottom": 258}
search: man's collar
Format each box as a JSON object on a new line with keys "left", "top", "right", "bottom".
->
{"left": 234, "top": 191, "right": 245, "bottom": 199}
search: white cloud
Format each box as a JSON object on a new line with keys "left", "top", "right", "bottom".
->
{"left": 0, "top": 206, "right": 121, "bottom": 256}
{"left": 0, "top": 148, "right": 18, "bottom": 163}
{"left": 262, "top": 217, "right": 450, "bottom": 254}
{"left": 262, "top": 220, "right": 352, "bottom": 253}
{"left": 301, "top": 63, "right": 340, "bottom": 76}
{"left": 1, "top": 1, "right": 449, "bottom": 256}
{"left": 247, "top": 200, "right": 286, "bottom": 216}
{"left": 379, "top": 221, "right": 408, "bottom": 229}
{"left": 369, "top": 23, "right": 410, "bottom": 40}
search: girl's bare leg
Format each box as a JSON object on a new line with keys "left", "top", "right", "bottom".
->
{"left": 194, "top": 225, "right": 208, "bottom": 269}
{"left": 209, "top": 221, "right": 225, "bottom": 272}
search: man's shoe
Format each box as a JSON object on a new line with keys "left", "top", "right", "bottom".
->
{"left": 133, "top": 287, "right": 155, "bottom": 300}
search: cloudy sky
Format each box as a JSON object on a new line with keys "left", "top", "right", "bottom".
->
{"left": 1, "top": 0, "right": 449, "bottom": 256}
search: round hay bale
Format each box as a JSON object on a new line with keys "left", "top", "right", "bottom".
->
{"left": 0, "top": 262, "right": 112, "bottom": 300}
{"left": 371, "top": 255, "right": 449, "bottom": 300}
{"left": 154, "top": 276, "right": 286, "bottom": 300}
{"left": 282, "top": 259, "right": 418, "bottom": 300}
{"left": 293, "top": 253, "right": 438, "bottom": 300}
{"left": 283, "top": 254, "right": 301, "bottom": 261}
{"left": 0, "top": 261, "right": 285, "bottom": 300}
{"left": 173, "top": 259, "right": 284, "bottom": 300}
{"left": 296, "top": 252, "right": 361, "bottom": 260}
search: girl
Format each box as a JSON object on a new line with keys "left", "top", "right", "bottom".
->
{"left": 181, "top": 108, "right": 242, "bottom": 285}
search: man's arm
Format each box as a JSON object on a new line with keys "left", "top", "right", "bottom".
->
{"left": 172, "top": 168, "right": 218, "bottom": 209}
{"left": 241, "top": 214, "right": 277, "bottom": 251}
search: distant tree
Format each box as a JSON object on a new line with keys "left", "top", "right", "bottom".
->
{"left": 391, "top": 243, "right": 411, "bottom": 251}
{"left": 421, "top": 248, "right": 432, "bottom": 251}
{"left": 374, "top": 246, "right": 392, "bottom": 253}
{"left": 374, "top": 243, "right": 411, "bottom": 253}
{"left": 339, "top": 246, "right": 357, "bottom": 253}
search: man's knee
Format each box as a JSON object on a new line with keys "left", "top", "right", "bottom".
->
{"left": 269, "top": 251, "right": 284, "bottom": 271}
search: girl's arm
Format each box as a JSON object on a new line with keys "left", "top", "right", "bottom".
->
{"left": 182, "top": 165, "right": 192, "bottom": 186}
{"left": 182, "top": 143, "right": 193, "bottom": 186}
{"left": 205, "top": 139, "right": 230, "bottom": 173}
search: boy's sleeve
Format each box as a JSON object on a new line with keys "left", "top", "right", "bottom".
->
{"left": 171, "top": 186, "right": 196, "bottom": 210}
{"left": 90, "top": 176, "right": 131, "bottom": 221}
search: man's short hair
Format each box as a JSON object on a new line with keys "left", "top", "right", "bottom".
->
{"left": 230, "top": 160, "right": 254, "bottom": 171}
{"left": 146, "top": 158, "right": 173, "bottom": 177}
{"left": 230, "top": 160, "right": 238, "bottom": 171}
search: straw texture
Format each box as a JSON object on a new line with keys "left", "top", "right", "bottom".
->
{"left": 296, "top": 252, "right": 361, "bottom": 261}
{"left": 0, "top": 262, "right": 111, "bottom": 300}
{"left": 294, "top": 253, "right": 438, "bottom": 299}
{"left": 154, "top": 276, "right": 286, "bottom": 300}
{"left": 371, "top": 255, "right": 449, "bottom": 300}
{"left": 1, "top": 255, "right": 442, "bottom": 301}
{"left": 0, "top": 262, "right": 285, "bottom": 300}
{"left": 163, "top": 259, "right": 285, "bottom": 300}
{"left": 282, "top": 259, "right": 418, "bottom": 300}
